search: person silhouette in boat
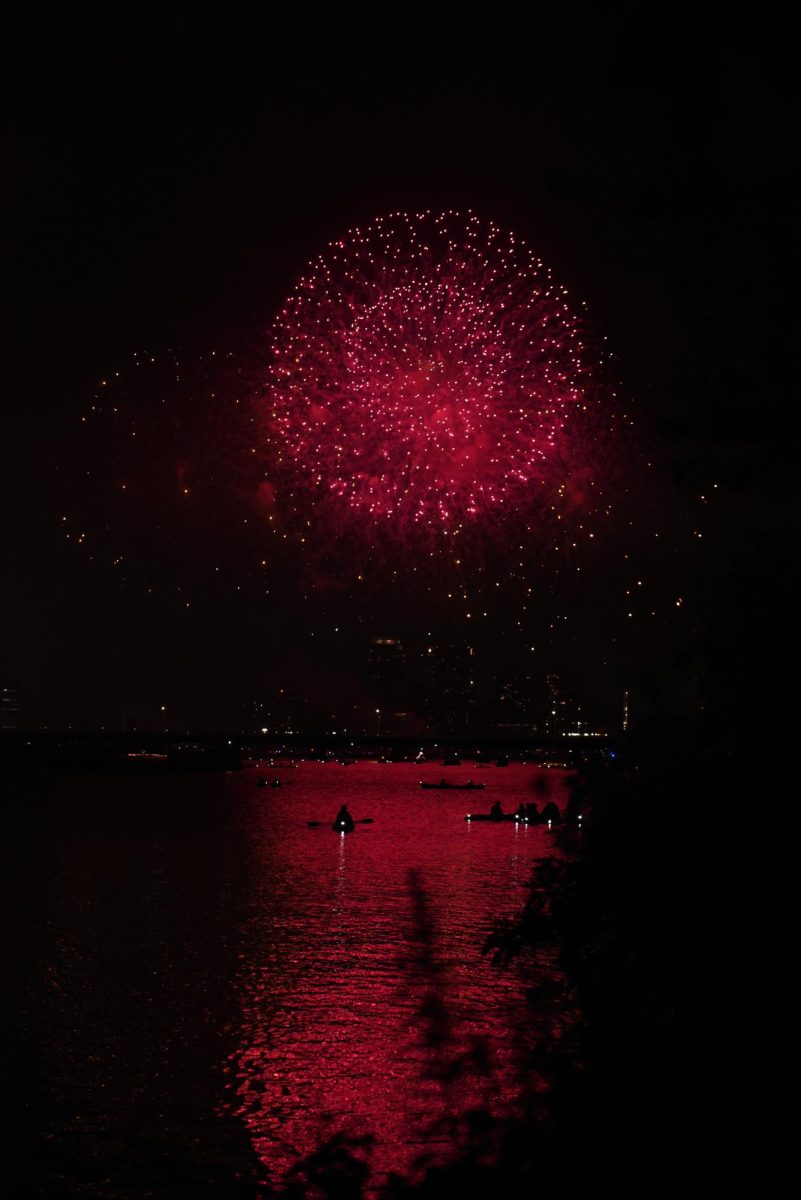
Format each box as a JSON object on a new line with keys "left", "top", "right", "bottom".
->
{"left": 333, "top": 804, "right": 355, "bottom": 832}
{"left": 490, "top": 800, "right": 503, "bottom": 821}
{"left": 525, "top": 801, "right": 541, "bottom": 824}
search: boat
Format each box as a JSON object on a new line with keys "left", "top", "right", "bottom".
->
{"left": 466, "top": 808, "right": 552, "bottom": 823}
{"left": 420, "top": 780, "right": 485, "bottom": 790}
{"left": 465, "top": 812, "right": 517, "bottom": 822}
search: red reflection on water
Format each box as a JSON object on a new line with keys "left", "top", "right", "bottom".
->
{"left": 226, "top": 762, "right": 580, "bottom": 1193}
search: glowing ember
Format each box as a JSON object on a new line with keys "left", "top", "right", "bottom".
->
{"left": 264, "top": 211, "right": 588, "bottom": 537}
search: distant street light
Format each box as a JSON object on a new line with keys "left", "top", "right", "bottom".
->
{"left": 375, "top": 708, "right": 381, "bottom": 737}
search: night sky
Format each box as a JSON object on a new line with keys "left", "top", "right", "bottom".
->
{"left": 5, "top": 5, "right": 792, "bottom": 734}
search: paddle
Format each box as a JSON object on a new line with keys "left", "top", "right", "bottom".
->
{"left": 307, "top": 818, "right": 374, "bottom": 828}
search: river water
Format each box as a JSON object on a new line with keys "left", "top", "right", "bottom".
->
{"left": 9, "top": 760, "right": 580, "bottom": 1197}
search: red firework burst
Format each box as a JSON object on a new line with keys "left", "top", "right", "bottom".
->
{"left": 264, "top": 211, "right": 591, "bottom": 540}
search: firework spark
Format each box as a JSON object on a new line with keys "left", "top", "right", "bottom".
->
{"left": 57, "top": 349, "right": 269, "bottom": 602}
{"left": 263, "top": 211, "right": 591, "bottom": 541}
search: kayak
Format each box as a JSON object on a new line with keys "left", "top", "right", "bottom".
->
{"left": 307, "top": 818, "right": 373, "bottom": 830}
{"left": 420, "top": 781, "right": 485, "bottom": 790}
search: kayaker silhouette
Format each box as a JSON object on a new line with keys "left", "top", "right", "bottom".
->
{"left": 333, "top": 804, "right": 355, "bottom": 832}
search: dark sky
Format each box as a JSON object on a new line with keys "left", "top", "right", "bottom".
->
{"left": 4, "top": 4, "right": 792, "bottom": 732}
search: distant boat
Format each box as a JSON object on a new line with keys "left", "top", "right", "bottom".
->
{"left": 420, "top": 780, "right": 485, "bottom": 790}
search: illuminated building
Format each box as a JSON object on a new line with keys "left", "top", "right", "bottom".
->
{"left": 545, "top": 673, "right": 582, "bottom": 735}
{"left": 368, "top": 637, "right": 407, "bottom": 711}
{"left": 421, "top": 640, "right": 480, "bottom": 734}
{"left": 495, "top": 672, "right": 537, "bottom": 732}
{"left": 1, "top": 680, "right": 21, "bottom": 731}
